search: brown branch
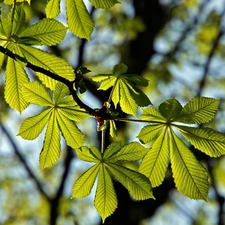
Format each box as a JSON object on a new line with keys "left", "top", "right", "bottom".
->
{"left": 0, "top": 46, "right": 96, "bottom": 116}
{"left": 0, "top": 122, "right": 50, "bottom": 202}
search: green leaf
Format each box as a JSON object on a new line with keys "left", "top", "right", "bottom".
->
{"left": 175, "top": 97, "right": 219, "bottom": 124}
{"left": 137, "top": 124, "right": 164, "bottom": 144}
{"left": 58, "top": 107, "right": 89, "bottom": 122}
{"left": 103, "top": 142, "right": 122, "bottom": 160}
{"left": 10, "top": 5, "right": 26, "bottom": 35}
{"left": 179, "top": 126, "right": 225, "bottom": 157}
{"left": 40, "top": 110, "right": 61, "bottom": 168}
{"left": 123, "top": 74, "right": 149, "bottom": 87}
{"left": 22, "top": 82, "right": 53, "bottom": 106}
{"left": 118, "top": 80, "right": 138, "bottom": 116}
{"left": 89, "top": 0, "right": 119, "bottom": 8}
{"left": 5, "top": 57, "right": 29, "bottom": 113}
{"left": 36, "top": 72, "right": 58, "bottom": 90}
{"left": 53, "top": 82, "right": 70, "bottom": 104}
{"left": 139, "top": 128, "right": 169, "bottom": 187}
{"left": 72, "top": 164, "right": 100, "bottom": 198}
{"left": 45, "top": 0, "right": 61, "bottom": 18}
{"left": 109, "top": 120, "right": 117, "bottom": 137}
{"left": 57, "top": 110, "right": 84, "bottom": 149}
{"left": 19, "top": 18, "right": 67, "bottom": 46}
{"left": 159, "top": 97, "right": 183, "bottom": 120}
{"left": 76, "top": 146, "right": 102, "bottom": 162}
{"left": 170, "top": 132, "right": 209, "bottom": 200}
{"left": 94, "top": 164, "right": 117, "bottom": 223}
{"left": 112, "top": 63, "right": 128, "bottom": 74}
{"left": 141, "top": 108, "right": 166, "bottom": 123}
{"left": 107, "top": 163, "right": 154, "bottom": 200}
{"left": 17, "top": 44, "right": 75, "bottom": 81}
{"left": 97, "top": 76, "right": 117, "bottom": 90}
{"left": 106, "top": 142, "right": 147, "bottom": 163}
{"left": 66, "top": 0, "right": 94, "bottom": 40}
{"left": 17, "top": 109, "right": 52, "bottom": 140}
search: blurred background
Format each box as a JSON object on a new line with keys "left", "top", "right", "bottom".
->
{"left": 1, "top": 0, "right": 225, "bottom": 224}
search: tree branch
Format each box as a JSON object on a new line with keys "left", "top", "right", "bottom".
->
{"left": 0, "top": 122, "right": 50, "bottom": 202}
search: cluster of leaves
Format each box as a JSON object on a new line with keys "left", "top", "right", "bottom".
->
{"left": 1, "top": 1, "right": 225, "bottom": 223}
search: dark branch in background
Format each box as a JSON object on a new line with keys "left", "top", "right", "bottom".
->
{"left": 0, "top": 122, "right": 50, "bottom": 202}
{"left": 0, "top": 46, "right": 95, "bottom": 115}
{"left": 50, "top": 146, "right": 74, "bottom": 225}
{"left": 195, "top": 4, "right": 225, "bottom": 225}
{"left": 165, "top": 0, "right": 210, "bottom": 58}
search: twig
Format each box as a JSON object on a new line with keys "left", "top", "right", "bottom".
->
{"left": 0, "top": 122, "right": 50, "bottom": 202}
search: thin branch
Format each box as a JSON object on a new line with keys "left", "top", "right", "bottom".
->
{"left": 0, "top": 122, "right": 50, "bottom": 202}
{"left": 0, "top": 46, "right": 96, "bottom": 115}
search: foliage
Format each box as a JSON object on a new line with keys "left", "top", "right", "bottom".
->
{"left": 1, "top": 0, "right": 225, "bottom": 223}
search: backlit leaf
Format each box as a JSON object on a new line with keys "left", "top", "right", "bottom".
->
{"left": 57, "top": 110, "right": 84, "bottom": 149}
{"left": 137, "top": 124, "right": 164, "bottom": 144}
{"left": 103, "top": 142, "right": 122, "bottom": 160}
{"left": 159, "top": 97, "right": 183, "bottom": 120}
{"left": 106, "top": 142, "right": 147, "bottom": 163}
{"left": 112, "top": 63, "right": 128, "bottom": 74}
{"left": 107, "top": 163, "right": 154, "bottom": 200}
{"left": 170, "top": 132, "right": 209, "bottom": 200}
{"left": 179, "top": 126, "right": 225, "bottom": 157}
{"left": 66, "top": 0, "right": 94, "bottom": 40}
{"left": 40, "top": 110, "right": 61, "bottom": 168}
{"left": 19, "top": 18, "right": 67, "bottom": 46}
{"left": 5, "top": 57, "right": 29, "bottom": 113}
{"left": 76, "top": 146, "right": 100, "bottom": 162}
{"left": 17, "top": 109, "right": 52, "bottom": 140}
{"left": 175, "top": 97, "right": 219, "bottom": 124}
{"left": 36, "top": 72, "right": 58, "bottom": 90}
{"left": 94, "top": 164, "right": 117, "bottom": 222}
{"left": 141, "top": 108, "right": 166, "bottom": 123}
{"left": 22, "top": 82, "right": 52, "bottom": 106}
{"left": 72, "top": 164, "right": 100, "bottom": 198}
{"left": 139, "top": 128, "right": 169, "bottom": 187}
{"left": 46, "top": 0, "right": 61, "bottom": 18}
{"left": 89, "top": 0, "right": 119, "bottom": 8}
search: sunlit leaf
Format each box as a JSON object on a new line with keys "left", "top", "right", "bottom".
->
{"left": 107, "top": 163, "right": 154, "bottom": 200}
{"left": 19, "top": 18, "right": 67, "bottom": 46}
{"left": 40, "top": 110, "right": 61, "bottom": 168}
{"left": 175, "top": 97, "right": 219, "bottom": 124}
{"left": 72, "top": 164, "right": 100, "bottom": 198}
{"left": 17, "top": 44, "right": 75, "bottom": 81}
{"left": 94, "top": 164, "right": 117, "bottom": 223}
{"left": 89, "top": 0, "right": 119, "bottom": 9}
{"left": 159, "top": 97, "right": 183, "bottom": 120}
{"left": 139, "top": 128, "right": 169, "bottom": 187}
{"left": 76, "top": 146, "right": 100, "bottom": 162}
{"left": 66, "top": 0, "right": 94, "bottom": 40}
{"left": 106, "top": 142, "right": 147, "bottom": 163}
{"left": 141, "top": 108, "right": 166, "bottom": 123}
{"left": 170, "top": 132, "right": 209, "bottom": 200}
{"left": 36, "top": 72, "right": 58, "bottom": 90}
{"left": 46, "top": 0, "right": 61, "bottom": 18}
{"left": 5, "top": 57, "right": 29, "bottom": 113}
{"left": 103, "top": 142, "right": 122, "bottom": 160}
{"left": 17, "top": 109, "right": 52, "bottom": 140}
{"left": 22, "top": 82, "right": 52, "bottom": 106}
{"left": 109, "top": 120, "right": 117, "bottom": 137}
{"left": 179, "top": 126, "right": 225, "bottom": 157}
{"left": 137, "top": 124, "right": 164, "bottom": 144}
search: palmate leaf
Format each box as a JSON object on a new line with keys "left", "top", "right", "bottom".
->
{"left": 46, "top": 0, "right": 61, "bottom": 18}
{"left": 139, "top": 128, "right": 170, "bottom": 187}
{"left": 19, "top": 18, "right": 67, "bottom": 46}
{"left": 179, "top": 126, "right": 225, "bottom": 157}
{"left": 66, "top": 0, "right": 94, "bottom": 40}
{"left": 141, "top": 108, "right": 166, "bottom": 123}
{"left": 89, "top": 0, "right": 119, "bottom": 8}
{"left": 175, "top": 97, "right": 219, "bottom": 124}
{"left": 92, "top": 64, "right": 151, "bottom": 116}
{"left": 170, "top": 132, "right": 209, "bottom": 200}
{"left": 72, "top": 142, "right": 154, "bottom": 222}
{"left": 94, "top": 164, "right": 118, "bottom": 223}
{"left": 5, "top": 57, "right": 29, "bottom": 113}
{"left": 19, "top": 82, "right": 87, "bottom": 168}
